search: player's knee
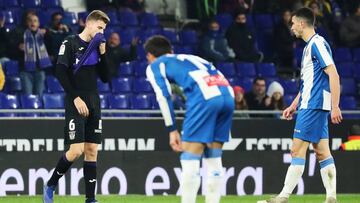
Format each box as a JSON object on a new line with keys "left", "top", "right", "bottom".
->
{"left": 315, "top": 150, "right": 328, "bottom": 160}
{"left": 84, "top": 147, "right": 98, "bottom": 159}
{"left": 67, "top": 148, "right": 83, "bottom": 160}
{"left": 290, "top": 149, "right": 300, "bottom": 157}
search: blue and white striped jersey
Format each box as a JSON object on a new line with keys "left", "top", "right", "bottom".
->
{"left": 298, "top": 34, "right": 335, "bottom": 111}
{"left": 146, "top": 54, "right": 234, "bottom": 131}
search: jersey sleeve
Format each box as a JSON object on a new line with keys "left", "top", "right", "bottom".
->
{"left": 311, "top": 39, "right": 334, "bottom": 69}
{"left": 56, "top": 37, "right": 73, "bottom": 67}
{"left": 146, "top": 62, "right": 177, "bottom": 132}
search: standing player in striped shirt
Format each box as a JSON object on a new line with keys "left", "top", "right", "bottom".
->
{"left": 262, "top": 7, "right": 342, "bottom": 203}
{"left": 144, "top": 36, "right": 234, "bottom": 203}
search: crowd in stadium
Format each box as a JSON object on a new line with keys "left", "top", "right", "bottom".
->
{"left": 0, "top": 0, "right": 359, "bottom": 116}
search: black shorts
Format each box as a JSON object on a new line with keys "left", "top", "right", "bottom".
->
{"left": 64, "top": 94, "right": 102, "bottom": 145}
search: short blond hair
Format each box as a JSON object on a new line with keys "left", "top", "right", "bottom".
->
{"left": 86, "top": 10, "right": 110, "bottom": 24}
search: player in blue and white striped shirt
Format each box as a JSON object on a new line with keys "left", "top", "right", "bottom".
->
{"left": 144, "top": 36, "right": 234, "bottom": 203}
{"left": 262, "top": 8, "right": 342, "bottom": 203}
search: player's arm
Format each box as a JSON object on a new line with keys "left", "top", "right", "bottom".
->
{"left": 283, "top": 92, "right": 300, "bottom": 120}
{"left": 56, "top": 38, "right": 89, "bottom": 117}
{"left": 324, "top": 64, "right": 342, "bottom": 124}
{"left": 96, "top": 42, "right": 111, "bottom": 83}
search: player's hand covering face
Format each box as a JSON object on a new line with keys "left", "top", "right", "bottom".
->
{"left": 87, "top": 20, "right": 107, "bottom": 39}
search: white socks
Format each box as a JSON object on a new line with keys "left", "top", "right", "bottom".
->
{"left": 320, "top": 157, "right": 337, "bottom": 199}
{"left": 278, "top": 157, "right": 305, "bottom": 198}
{"left": 204, "top": 152, "right": 223, "bottom": 203}
{"left": 180, "top": 152, "right": 201, "bottom": 203}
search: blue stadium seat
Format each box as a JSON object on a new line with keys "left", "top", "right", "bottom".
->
{"left": 62, "top": 12, "right": 77, "bottom": 25}
{"left": 284, "top": 94, "right": 296, "bottom": 106}
{"left": 140, "top": 12, "right": 159, "bottom": 27}
{"left": 238, "top": 77, "right": 253, "bottom": 92}
{"left": 179, "top": 30, "right": 198, "bottom": 45}
{"left": 97, "top": 78, "right": 110, "bottom": 93}
{"left": 119, "top": 10, "right": 138, "bottom": 26}
{"left": 99, "top": 94, "right": 109, "bottom": 109}
{"left": 337, "top": 62, "right": 354, "bottom": 77}
{"left": 133, "top": 77, "right": 152, "bottom": 93}
{"left": 20, "top": 94, "right": 43, "bottom": 109}
{"left": 174, "top": 45, "right": 195, "bottom": 55}
{"left": 136, "top": 44, "right": 146, "bottom": 60}
{"left": 106, "top": 11, "right": 120, "bottom": 25}
{"left": 246, "top": 14, "right": 254, "bottom": 29}
{"left": 109, "top": 94, "right": 130, "bottom": 109}
{"left": 77, "top": 11, "right": 89, "bottom": 22}
{"left": 41, "top": 0, "right": 61, "bottom": 8}
{"left": 265, "top": 77, "right": 280, "bottom": 88}
{"left": 215, "top": 13, "right": 233, "bottom": 30}
{"left": 353, "top": 63, "right": 360, "bottom": 80}
{"left": 3, "top": 0, "right": 19, "bottom": 7}
{"left": 149, "top": 94, "right": 159, "bottom": 109}
{"left": 353, "top": 48, "right": 360, "bottom": 62}
{"left": 131, "top": 94, "right": 152, "bottom": 109}
{"left": 257, "top": 63, "right": 277, "bottom": 77}
{"left": 340, "top": 96, "right": 357, "bottom": 110}
{"left": 340, "top": 78, "right": 356, "bottom": 95}
{"left": 46, "top": 76, "right": 64, "bottom": 93}
{"left": 20, "top": 0, "right": 41, "bottom": 8}
{"left": 37, "top": 10, "right": 52, "bottom": 25}
{"left": 227, "top": 77, "right": 239, "bottom": 86}
{"left": 236, "top": 62, "right": 256, "bottom": 77}
{"left": 2, "top": 10, "right": 17, "bottom": 24}
{"left": 42, "top": 93, "right": 64, "bottom": 109}
{"left": 280, "top": 79, "right": 299, "bottom": 94}
{"left": 0, "top": 94, "right": 19, "bottom": 109}
{"left": 133, "top": 60, "right": 147, "bottom": 76}
{"left": 4, "top": 24, "right": 17, "bottom": 32}
{"left": 3, "top": 60, "right": 19, "bottom": 76}
{"left": 111, "top": 77, "right": 133, "bottom": 93}
{"left": 333, "top": 48, "right": 352, "bottom": 63}
{"left": 217, "top": 62, "right": 236, "bottom": 77}
{"left": 6, "top": 76, "right": 22, "bottom": 92}
{"left": 119, "top": 28, "right": 138, "bottom": 45}
{"left": 254, "top": 14, "right": 274, "bottom": 29}
{"left": 162, "top": 30, "right": 178, "bottom": 43}
{"left": 119, "top": 62, "right": 134, "bottom": 76}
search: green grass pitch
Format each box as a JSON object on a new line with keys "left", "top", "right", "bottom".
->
{"left": 0, "top": 194, "right": 359, "bottom": 203}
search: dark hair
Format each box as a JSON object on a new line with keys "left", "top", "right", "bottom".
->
{"left": 86, "top": 10, "right": 110, "bottom": 24}
{"left": 292, "top": 7, "right": 315, "bottom": 26}
{"left": 144, "top": 35, "right": 172, "bottom": 57}
{"left": 51, "top": 12, "right": 62, "bottom": 21}
{"left": 253, "top": 76, "right": 265, "bottom": 84}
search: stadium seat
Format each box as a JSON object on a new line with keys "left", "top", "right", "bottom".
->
{"left": 265, "top": 77, "right": 280, "bottom": 88}
{"left": 215, "top": 13, "right": 233, "bottom": 30}
{"left": 0, "top": 94, "right": 19, "bottom": 109}
{"left": 20, "top": 0, "right": 41, "bottom": 8}
{"left": 340, "top": 96, "right": 357, "bottom": 110}
{"left": 119, "top": 28, "right": 138, "bottom": 45}
{"left": 333, "top": 48, "right": 352, "bottom": 63}
{"left": 2, "top": 10, "right": 17, "bottom": 24}
{"left": 257, "top": 63, "right": 277, "bottom": 77}
{"left": 109, "top": 94, "right": 130, "bottom": 109}
{"left": 133, "top": 60, "right": 148, "bottom": 76}
{"left": 353, "top": 63, "right": 360, "bottom": 80}
{"left": 136, "top": 44, "right": 146, "bottom": 60}
{"left": 3, "top": 60, "right": 19, "bottom": 76}
{"left": 174, "top": 45, "right": 195, "bottom": 55}
{"left": 106, "top": 11, "right": 120, "bottom": 25}
{"left": 99, "top": 94, "right": 109, "bottom": 109}
{"left": 217, "top": 62, "right": 236, "bottom": 77}
{"left": 37, "top": 10, "right": 53, "bottom": 25}
{"left": 119, "top": 10, "right": 138, "bottom": 26}
{"left": 254, "top": 14, "right": 274, "bottom": 29}
{"left": 179, "top": 30, "right": 198, "bottom": 45}
{"left": 238, "top": 77, "right": 253, "bottom": 92}
{"left": 20, "top": 94, "right": 43, "bottom": 109}
{"left": 97, "top": 78, "right": 110, "bottom": 93}
{"left": 6, "top": 76, "right": 22, "bottom": 92}
{"left": 111, "top": 77, "right": 133, "bottom": 93}
{"left": 3, "top": 0, "right": 19, "bottom": 7}
{"left": 162, "top": 30, "right": 178, "bottom": 43}
{"left": 42, "top": 93, "right": 64, "bottom": 109}
{"left": 77, "top": 11, "right": 89, "bottom": 22}
{"left": 245, "top": 14, "right": 254, "bottom": 29}
{"left": 284, "top": 94, "right": 296, "bottom": 106}
{"left": 280, "top": 79, "right": 299, "bottom": 94}
{"left": 62, "top": 12, "right": 77, "bottom": 25}
{"left": 131, "top": 94, "right": 152, "bottom": 109}
{"left": 46, "top": 76, "right": 64, "bottom": 93}
{"left": 133, "top": 77, "right": 152, "bottom": 93}
{"left": 337, "top": 62, "right": 354, "bottom": 77}
{"left": 118, "top": 62, "right": 134, "bottom": 76}
{"left": 227, "top": 77, "right": 239, "bottom": 86}
{"left": 340, "top": 78, "right": 356, "bottom": 95}
{"left": 41, "top": 0, "right": 61, "bottom": 8}
{"left": 140, "top": 12, "right": 159, "bottom": 27}
{"left": 236, "top": 62, "right": 256, "bottom": 77}
{"left": 149, "top": 94, "right": 159, "bottom": 109}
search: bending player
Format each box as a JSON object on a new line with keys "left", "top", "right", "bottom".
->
{"left": 261, "top": 7, "right": 342, "bottom": 203}
{"left": 144, "top": 36, "right": 235, "bottom": 203}
{"left": 43, "top": 10, "right": 110, "bottom": 203}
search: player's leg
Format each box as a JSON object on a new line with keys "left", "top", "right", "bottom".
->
{"left": 277, "top": 138, "right": 309, "bottom": 199}
{"left": 180, "top": 142, "right": 205, "bottom": 203}
{"left": 313, "top": 139, "right": 337, "bottom": 203}
{"left": 84, "top": 143, "right": 98, "bottom": 203}
{"left": 204, "top": 142, "right": 223, "bottom": 203}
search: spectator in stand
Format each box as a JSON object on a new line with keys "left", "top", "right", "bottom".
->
{"left": 265, "top": 81, "right": 285, "bottom": 113}
{"left": 226, "top": 10, "right": 263, "bottom": 63}
{"left": 201, "top": 20, "right": 235, "bottom": 62}
{"left": 220, "top": 0, "right": 252, "bottom": 14}
{"left": 21, "top": 14, "right": 52, "bottom": 96}
{"left": 273, "top": 9, "right": 296, "bottom": 69}
{"left": 339, "top": 3, "right": 360, "bottom": 47}
{"left": 106, "top": 32, "right": 138, "bottom": 77}
{"left": 45, "top": 12, "right": 72, "bottom": 63}
{"left": 309, "top": 1, "right": 332, "bottom": 39}
{"left": 245, "top": 77, "right": 270, "bottom": 117}
{"left": 304, "top": 0, "right": 332, "bottom": 16}
{"left": 233, "top": 85, "right": 249, "bottom": 118}
{"left": 0, "top": 13, "right": 10, "bottom": 63}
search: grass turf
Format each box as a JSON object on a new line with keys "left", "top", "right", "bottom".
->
{"left": 0, "top": 194, "right": 359, "bottom": 203}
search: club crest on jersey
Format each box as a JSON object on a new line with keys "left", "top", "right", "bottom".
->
{"left": 69, "top": 131, "right": 76, "bottom": 140}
